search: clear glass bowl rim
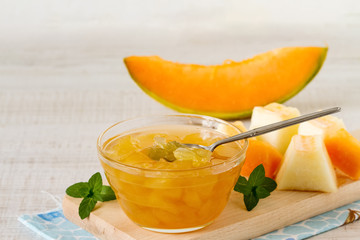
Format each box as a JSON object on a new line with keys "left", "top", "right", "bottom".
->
{"left": 97, "top": 114, "right": 248, "bottom": 173}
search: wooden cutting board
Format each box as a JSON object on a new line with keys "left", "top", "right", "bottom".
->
{"left": 63, "top": 130, "right": 360, "bottom": 240}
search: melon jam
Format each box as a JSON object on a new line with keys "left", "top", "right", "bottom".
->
{"left": 97, "top": 115, "right": 248, "bottom": 233}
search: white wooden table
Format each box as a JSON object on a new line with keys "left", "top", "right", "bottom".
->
{"left": 1, "top": 1, "right": 360, "bottom": 239}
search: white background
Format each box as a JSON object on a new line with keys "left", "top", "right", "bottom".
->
{"left": 1, "top": 1, "right": 360, "bottom": 239}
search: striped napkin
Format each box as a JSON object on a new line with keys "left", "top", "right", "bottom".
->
{"left": 19, "top": 200, "right": 360, "bottom": 240}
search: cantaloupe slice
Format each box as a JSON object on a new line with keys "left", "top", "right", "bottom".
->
{"left": 276, "top": 135, "right": 337, "bottom": 192}
{"left": 298, "top": 115, "right": 345, "bottom": 137}
{"left": 298, "top": 116, "right": 360, "bottom": 180}
{"left": 249, "top": 103, "right": 300, "bottom": 154}
{"left": 325, "top": 128, "right": 360, "bottom": 180}
{"left": 240, "top": 139, "right": 283, "bottom": 179}
{"left": 124, "top": 47, "right": 327, "bottom": 119}
{"left": 219, "top": 120, "right": 282, "bottom": 179}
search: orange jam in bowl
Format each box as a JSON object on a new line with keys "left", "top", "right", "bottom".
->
{"left": 97, "top": 115, "right": 248, "bottom": 233}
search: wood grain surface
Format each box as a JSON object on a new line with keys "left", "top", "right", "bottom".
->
{"left": 62, "top": 170, "right": 360, "bottom": 240}
{"left": 1, "top": 1, "right": 360, "bottom": 239}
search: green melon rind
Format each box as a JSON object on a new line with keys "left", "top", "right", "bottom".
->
{"left": 125, "top": 47, "right": 328, "bottom": 120}
{"left": 134, "top": 82, "right": 253, "bottom": 119}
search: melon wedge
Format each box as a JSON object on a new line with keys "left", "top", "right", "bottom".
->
{"left": 124, "top": 47, "right": 328, "bottom": 119}
{"left": 276, "top": 135, "right": 337, "bottom": 192}
{"left": 219, "top": 120, "right": 282, "bottom": 179}
{"left": 298, "top": 115, "right": 345, "bottom": 137}
{"left": 249, "top": 103, "right": 300, "bottom": 154}
{"left": 240, "top": 139, "right": 283, "bottom": 179}
{"left": 298, "top": 116, "right": 360, "bottom": 180}
{"left": 325, "top": 128, "right": 360, "bottom": 180}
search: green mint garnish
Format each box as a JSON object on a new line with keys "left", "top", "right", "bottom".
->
{"left": 66, "top": 172, "right": 116, "bottom": 219}
{"left": 234, "top": 164, "right": 277, "bottom": 211}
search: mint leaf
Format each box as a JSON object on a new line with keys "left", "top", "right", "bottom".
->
{"left": 92, "top": 192, "right": 103, "bottom": 202}
{"left": 79, "top": 197, "right": 97, "bottom": 219}
{"left": 244, "top": 192, "right": 259, "bottom": 211}
{"left": 234, "top": 176, "right": 252, "bottom": 195}
{"left": 255, "top": 186, "right": 270, "bottom": 199}
{"left": 92, "top": 186, "right": 116, "bottom": 202}
{"left": 248, "top": 164, "right": 265, "bottom": 187}
{"left": 261, "top": 177, "right": 277, "bottom": 192}
{"left": 234, "top": 164, "right": 277, "bottom": 211}
{"left": 66, "top": 172, "right": 117, "bottom": 219}
{"left": 88, "top": 172, "right": 102, "bottom": 193}
{"left": 66, "top": 182, "right": 90, "bottom": 198}
{"left": 100, "top": 186, "right": 116, "bottom": 201}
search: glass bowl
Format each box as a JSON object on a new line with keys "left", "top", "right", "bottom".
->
{"left": 97, "top": 114, "right": 248, "bottom": 233}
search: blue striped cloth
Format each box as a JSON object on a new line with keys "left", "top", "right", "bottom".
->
{"left": 19, "top": 200, "right": 360, "bottom": 240}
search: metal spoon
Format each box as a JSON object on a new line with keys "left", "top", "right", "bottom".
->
{"left": 184, "top": 107, "right": 341, "bottom": 152}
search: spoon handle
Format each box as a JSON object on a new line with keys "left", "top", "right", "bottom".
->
{"left": 209, "top": 107, "right": 341, "bottom": 151}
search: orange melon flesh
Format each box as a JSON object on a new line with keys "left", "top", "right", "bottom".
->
{"left": 124, "top": 47, "right": 328, "bottom": 119}
{"left": 325, "top": 128, "right": 360, "bottom": 180}
{"left": 240, "top": 139, "right": 283, "bottom": 179}
{"left": 217, "top": 120, "right": 282, "bottom": 178}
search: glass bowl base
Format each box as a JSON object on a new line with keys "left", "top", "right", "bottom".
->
{"left": 141, "top": 222, "right": 213, "bottom": 233}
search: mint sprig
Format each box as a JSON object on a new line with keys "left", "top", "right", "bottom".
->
{"left": 66, "top": 172, "right": 116, "bottom": 219}
{"left": 234, "top": 164, "right": 277, "bottom": 211}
